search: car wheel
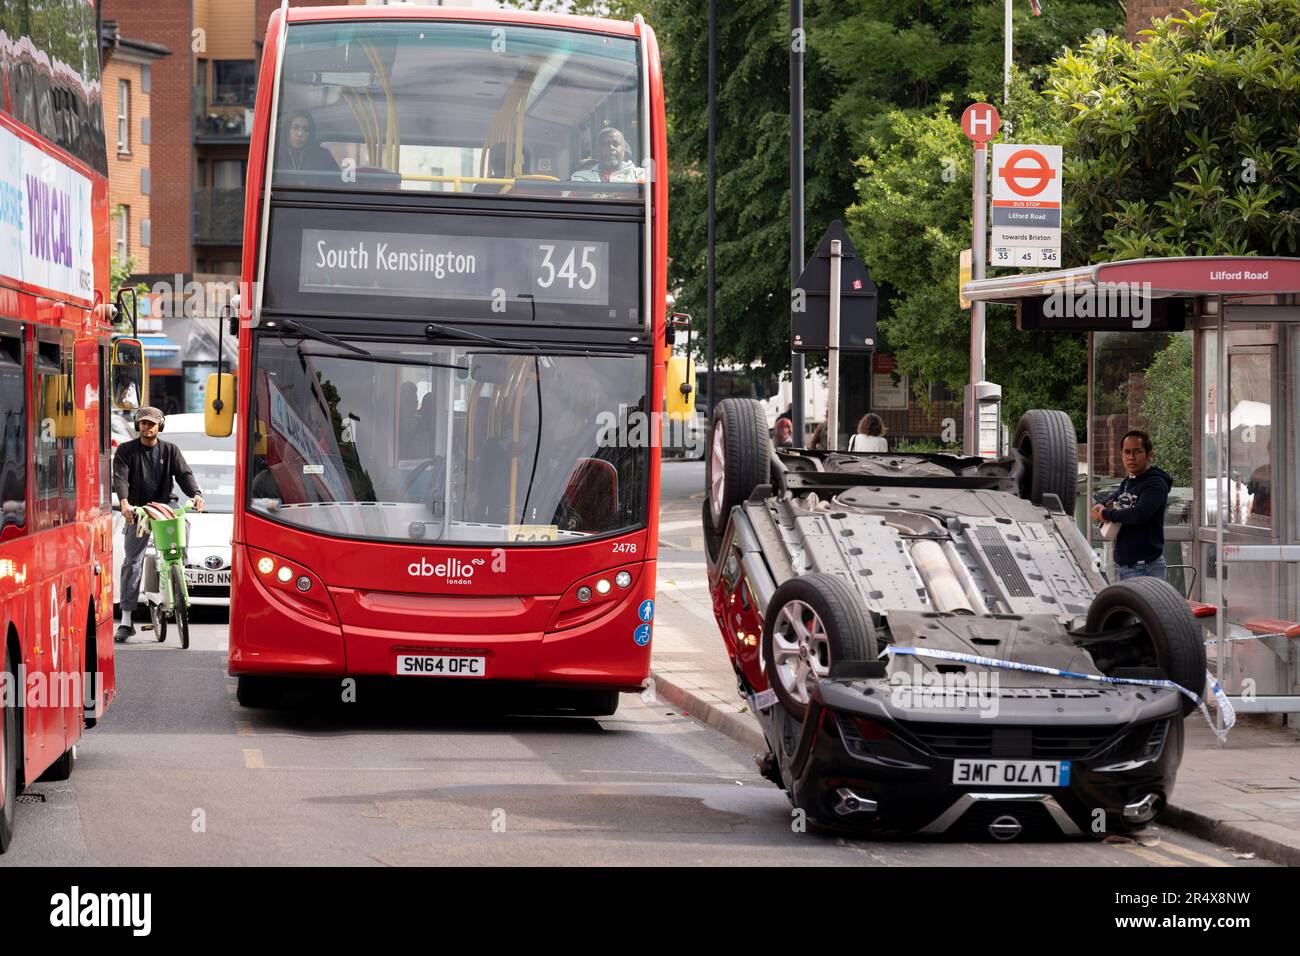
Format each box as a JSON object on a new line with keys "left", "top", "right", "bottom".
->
{"left": 1085, "top": 578, "right": 1207, "bottom": 716}
{"left": 1013, "top": 409, "right": 1077, "bottom": 515}
{"left": 761, "top": 573, "right": 877, "bottom": 721}
{"left": 706, "top": 398, "right": 770, "bottom": 534}
{"left": 1, "top": 643, "right": 17, "bottom": 853}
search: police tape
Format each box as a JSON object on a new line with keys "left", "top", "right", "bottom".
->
{"left": 881, "top": 645, "right": 1236, "bottom": 744}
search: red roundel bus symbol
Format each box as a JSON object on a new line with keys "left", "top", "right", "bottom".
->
{"left": 997, "top": 148, "right": 1057, "bottom": 197}
{"left": 961, "top": 102, "right": 1001, "bottom": 143}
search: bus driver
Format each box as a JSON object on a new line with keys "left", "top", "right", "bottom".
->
{"left": 572, "top": 127, "right": 643, "bottom": 183}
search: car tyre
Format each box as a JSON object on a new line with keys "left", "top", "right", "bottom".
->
{"left": 761, "top": 573, "right": 877, "bottom": 721}
{"left": 1013, "top": 409, "right": 1077, "bottom": 515}
{"left": 706, "top": 398, "right": 770, "bottom": 534}
{"left": 1085, "top": 577, "right": 1207, "bottom": 715}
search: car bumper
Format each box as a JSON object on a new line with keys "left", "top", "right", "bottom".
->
{"left": 769, "top": 678, "right": 1185, "bottom": 837}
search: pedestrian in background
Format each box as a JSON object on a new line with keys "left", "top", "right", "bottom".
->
{"left": 848, "top": 412, "right": 887, "bottom": 452}
{"left": 1090, "top": 430, "right": 1171, "bottom": 581}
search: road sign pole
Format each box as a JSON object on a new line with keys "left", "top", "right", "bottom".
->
{"left": 827, "top": 239, "right": 841, "bottom": 451}
{"left": 789, "top": 0, "right": 806, "bottom": 445}
{"left": 966, "top": 142, "right": 988, "bottom": 457}
{"left": 1004, "top": 0, "right": 1013, "bottom": 105}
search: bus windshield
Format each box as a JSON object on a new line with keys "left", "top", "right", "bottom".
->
{"left": 247, "top": 337, "right": 649, "bottom": 544}
{"left": 272, "top": 20, "right": 646, "bottom": 201}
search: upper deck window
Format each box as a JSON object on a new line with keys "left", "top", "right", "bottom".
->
{"left": 272, "top": 20, "right": 646, "bottom": 202}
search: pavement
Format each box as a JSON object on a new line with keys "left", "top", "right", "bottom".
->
{"left": 649, "top": 463, "right": 1300, "bottom": 866}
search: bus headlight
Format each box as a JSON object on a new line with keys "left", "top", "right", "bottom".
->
{"left": 277, "top": 566, "right": 293, "bottom": 583}
{"left": 576, "top": 586, "right": 592, "bottom": 603}
{"left": 595, "top": 579, "right": 611, "bottom": 595}
{"left": 615, "top": 571, "right": 632, "bottom": 588}
{"left": 257, "top": 557, "right": 274, "bottom": 575}
{"left": 296, "top": 576, "right": 312, "bottom": 592}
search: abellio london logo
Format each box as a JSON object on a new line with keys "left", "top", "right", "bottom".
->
{"left": 407, "top": 556, "right": 486, "bottom": 585}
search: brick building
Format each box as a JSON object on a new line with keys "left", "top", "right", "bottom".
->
{"left": 100, "top": 24, "right": 170, "bottom": 275}
{"left": 1126, "top": 1, "right": 1197, "bottom": 40}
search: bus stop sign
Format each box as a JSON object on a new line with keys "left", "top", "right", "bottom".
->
{"left": 791, "top": 221, "right": 878, "bottom": 352}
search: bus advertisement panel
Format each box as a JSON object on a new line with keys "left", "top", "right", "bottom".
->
{"left": 221, "top": 7, "right": 667, "bottom": 714}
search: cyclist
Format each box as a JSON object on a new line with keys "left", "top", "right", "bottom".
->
{"left": 112, "top": 406, "right": 204, "bottom": 642}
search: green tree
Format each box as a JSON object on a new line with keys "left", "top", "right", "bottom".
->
{"left": 1047, "top": 0, "right": 1300, "bottom": 261}
{"left": 847, "top": 80, "right": 1087, "bottom": 428}
{"left": 1137, "top": 334, "right": 1194, "bottom": 486}
{"left": 811, "top": 0, "right": 1123, "bottom": 153}
{"left": 660, "top": 0, "right": 858, "bottom": 378}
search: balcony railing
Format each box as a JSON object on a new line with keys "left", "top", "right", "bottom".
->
{"left": 193, "top": 92, "right": 253, "bottom": 141}
{"left": 193, "top": 188, "right": 245, "bottom": 245}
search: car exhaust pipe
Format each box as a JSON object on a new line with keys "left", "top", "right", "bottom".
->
{"left": 1123, "top": 793, "right": 1161, "bottom": 824}
{"left": 909, "top": 540, "right": 974, "bottom": 614}
{"left": 832, "top": 787, "right": 878, "bottom": 817}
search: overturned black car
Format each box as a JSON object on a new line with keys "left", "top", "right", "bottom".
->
{"left": 703, "top": 399, "right": 1209, "bottom": 840}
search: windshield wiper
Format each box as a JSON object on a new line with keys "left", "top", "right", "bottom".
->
{"left": 278, "top": 319, "right": 371, "bottom": 356}
{"left": 422, "top": 321, "right": 535, "bottom": 351}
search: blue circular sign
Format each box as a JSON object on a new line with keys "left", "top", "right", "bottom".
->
{"left": 638, "top": 600, "right": 654, "bottom": 623}
{"left": 633, "top": 623, "right": 652, "bottom": 646}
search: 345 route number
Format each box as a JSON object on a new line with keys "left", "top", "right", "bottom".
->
{"left": 537, "top": 243, "right": 599, "bottom": 291}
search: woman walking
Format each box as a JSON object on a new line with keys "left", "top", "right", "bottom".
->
{"left": 847, "top": 413, "right": 887, "bottom": 452}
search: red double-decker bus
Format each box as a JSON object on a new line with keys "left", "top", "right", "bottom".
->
{"left": 211, "top": 5, "right": 670, "bottom": 714}
{"left": 1, "top": 0, "right": 117, "bottom": 852}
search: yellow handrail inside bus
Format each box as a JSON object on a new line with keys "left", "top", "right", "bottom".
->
{"left": 361, "top": 42, "right": 399, "bottom": 169}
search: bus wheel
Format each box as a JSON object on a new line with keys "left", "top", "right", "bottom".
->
{"left": 1013, "top": 409, "right": 1077, "bottom": 514}
{"left": 761, "top": 574, "right": 877, "bottom": 722}
{"left": 37, "top": 745, "right": 75, "bottom": 783}
{"left": 1, "top": 642, "right": 18, "bottom": 853}
{"left": 559, "top": 690, "right": 620, "bottom": 717}
{"left": 707, "top": 398, "right": 770, "bottom": 533}
{"left": 236, "top": 676, "right": 283, "bottom": 709}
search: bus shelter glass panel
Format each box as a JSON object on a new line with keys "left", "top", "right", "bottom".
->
{"left": 1090, "top": 331, "right": 1194, "bottom": 590}
{"left": 273, "top": 21, "right": 646, "bottom": 200}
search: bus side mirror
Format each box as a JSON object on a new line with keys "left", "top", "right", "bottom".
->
{"left": 110, "top": 338, "right": 144, "bottom": 411}
{"left": 665, "top": 356, "right": 695, "bottom": 419}
{"left": 205, "top": 372, "right": 236, "bottom": 438}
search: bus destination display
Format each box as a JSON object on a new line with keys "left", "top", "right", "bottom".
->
{"left": 299, "top": 229, "right": 610, "bottom": 306}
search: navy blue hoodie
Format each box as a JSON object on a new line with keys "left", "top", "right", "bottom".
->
{"left": 1101, "top": 465, "right": 1173, "bottom": 565}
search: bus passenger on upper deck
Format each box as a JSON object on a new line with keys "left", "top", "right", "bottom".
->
{"left": 278, "top": 110, "right": 340, "bottom": 174}
{"left": 571, "top": 128, "right": 643, "bottom": 183}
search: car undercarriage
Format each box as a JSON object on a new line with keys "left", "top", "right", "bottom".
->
{"left": 703, "top": 399, "right": 1212, "bottom": 839}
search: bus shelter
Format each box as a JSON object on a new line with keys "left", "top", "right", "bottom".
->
{"left": 966, "top": 257, "right": 1300, "bottom": 716}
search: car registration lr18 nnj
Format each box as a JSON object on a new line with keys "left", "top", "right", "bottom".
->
{"left": 952, "top": 759, "right": 1070, "bottom": 787}
{"left": 397, "top": 655, "right": 487, "bottom": 678}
